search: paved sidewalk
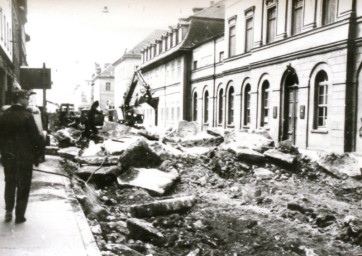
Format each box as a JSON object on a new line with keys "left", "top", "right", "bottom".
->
{"left": 0, "top": 156, "right": 101, "bottom": 256}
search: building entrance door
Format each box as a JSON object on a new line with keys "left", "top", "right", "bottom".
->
{"left": 284, "top": 85, "right": 298, "bottom": 143}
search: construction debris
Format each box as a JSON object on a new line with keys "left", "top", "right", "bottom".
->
{"left": 51, "top": 120, "right": 362, "bottom": 256}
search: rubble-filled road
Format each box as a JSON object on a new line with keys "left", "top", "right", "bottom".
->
{"left": 51, "top": 121, "right": 362, "bottom": 256}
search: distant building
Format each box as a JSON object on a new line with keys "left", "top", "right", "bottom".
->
{"left": 91, "top": 63, "right": 115, "bottom": 111}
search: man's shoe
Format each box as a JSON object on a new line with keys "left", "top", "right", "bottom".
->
{"left": 15, "top": 217, "right": 26, "bottom": 224}
{"left": 5, "top": 211, "right": 12, "bottom": 222}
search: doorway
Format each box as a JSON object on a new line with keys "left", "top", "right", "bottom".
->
{"left": 282, "top": 68, "right": 299, "bottom": 144}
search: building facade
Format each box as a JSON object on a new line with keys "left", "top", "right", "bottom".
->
{"left": 139, "top": 1, "right": 225, "bottom": 128}
{"left": 91, "top": 63, "right": 115, "bottom": 111}
{"left": 191, "top": 0, "right": 360, "bottom": 153}
{"left": 0, "top": 0, "right": 28, "bottom": 106}
{"left": 128, "top": 0, "right": 362, "bottom": 153}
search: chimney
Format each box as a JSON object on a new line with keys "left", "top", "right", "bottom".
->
{"left": 192, "top": 7, "right": 203, "bottom": 13}
{"left": 210, "top": 1, "right": 215, "bottom": 6}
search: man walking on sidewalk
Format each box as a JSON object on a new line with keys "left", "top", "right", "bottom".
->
{"left": 0, "top": 90, "right": 43, "bottom": 223}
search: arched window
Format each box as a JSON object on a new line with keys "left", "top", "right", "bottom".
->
{"left": 261, "top": 81, "right": 270, "bottom": 127}
{"left": 314, "top": 71, "right": 328, "bottom": 128}
{"left": 227, "top": 86, "right": 234, "bottom": 125}
{"left": 244, "top": 84, "right": 251, "bottom": 126}
{"left": 204, "top": 90, "right": 209, "bottom": 123}
{"left": 193, "top": 92, "right": 198, "bottom": 121}
{"left": 218, "top": 89, "right": 224, "bottom": 124}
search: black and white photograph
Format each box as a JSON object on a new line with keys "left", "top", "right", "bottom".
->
{"left": 0, "top": 0, "right": 361, "bottom": 255}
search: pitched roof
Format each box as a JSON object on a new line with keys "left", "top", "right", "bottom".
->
{"left": 192, "top": 0, "right": 225, "bottom": 20}
{"left": 113, "top": 29, "right": 167, "bottom": 65}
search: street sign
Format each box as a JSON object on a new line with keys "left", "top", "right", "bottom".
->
{"left": 20, "top": 67, "right": 51, "bottom": 90}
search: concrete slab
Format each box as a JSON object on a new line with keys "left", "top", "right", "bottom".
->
{"left": 0, "top": 156, "right": 101, "bottom": 256}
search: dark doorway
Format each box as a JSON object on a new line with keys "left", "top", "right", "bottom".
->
{"left": 282, "top": 68, "right": 299, "bottom": 144}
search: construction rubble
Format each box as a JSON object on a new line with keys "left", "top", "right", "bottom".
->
{"left": 47, "top": 120, "right": 362, "bottom": 256}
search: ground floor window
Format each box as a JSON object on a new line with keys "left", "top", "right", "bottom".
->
{"left": 314, "top": 71, "right": 328, "bottom": 128}
{"left": 244, "top": 84, "right": 251, "bottom": 126}
{"left": 204, "top": 90, "right": 209, "bottom": 123}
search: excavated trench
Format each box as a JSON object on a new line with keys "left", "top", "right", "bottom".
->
{"left": 53, "top": 123, "right": 362, "bottom": 256}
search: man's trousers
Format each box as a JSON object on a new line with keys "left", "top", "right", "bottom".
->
{"left": 3, "top": 160, "right": 33, "bottom": 219}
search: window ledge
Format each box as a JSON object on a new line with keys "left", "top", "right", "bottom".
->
{"left": 311, "top": 129, "right": 328, "bottom": 134}
{"left": 243, "top": 126, "right": 250, "bottom": 129}
{"left": 260, "top": 126, "right": 270, "bottom": 131}
{"left": 227, "top": 124, "right": 235, "bottom": 128}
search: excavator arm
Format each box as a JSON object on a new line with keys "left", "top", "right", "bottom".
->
{"left": 120, "top": 70, "right": 159, "bottom": 126}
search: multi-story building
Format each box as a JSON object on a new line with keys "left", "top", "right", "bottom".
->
{"left": 0, "top": 0, "right": 28, "bottom": 106}
{"left": 129, "top": 0, "right": 362, "bottom": 154}
{"left": 91, "top": 63, "right": 115, "bottom": 111}
{"left": 139, "top": 1, "right": 225, "bottom": 128}
{"left": 192, "top": 0, "right": 361, "bottom": 153}
{"left": 113, "top": 30, "right": 166, "bottom": 111}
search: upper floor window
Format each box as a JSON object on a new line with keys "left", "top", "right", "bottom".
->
{"left": 193, "top": 60, "right": 198, "bottom": 70}
{"left": 219, "top": 51, "right": 224, "bottom": 62}
{"left": 261, "top": 81, "right": 270, "bottom": 127}
{"left": 193, "top": 92, "right": 198, "bottom": 121}
{"left": 292, "top": 0, "right": 303, "bottom": 35}
{"left": 244, "top": 84, "right": 251, "bottom": 126}
{"left": 267, "top": 6, "right": 277, "bottom": 43}
{"left": 245, "top": 16, "right": 254, "bottom": 52}
{"left": 153, "top": 45, "right": 157, "bottom": 57}
{"left": 227, "top": 86, "right": 234, "bottom": 125}
{"left": 322, "top": 0, "right": 336, "bottom": 25}
{"left": 158, "top": 41, "right": 163, "bottom": 54}
{"left": 314, "top": 71, "right": 329, "bottom": 128}
{"left": 218, "top": 88, "right": 224, "bottom": 124}
{"left": 105, "top": 82, "right": 111, "bottom": 91}
{"left": 204, "top": 90, "right": 209, "bottom": 123}
{"left": 228, "top": 17, "right": 236, "bottom": 57}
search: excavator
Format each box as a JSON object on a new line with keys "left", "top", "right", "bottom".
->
{"left": 120, "top": 70, "right": 159, "bottom": 126}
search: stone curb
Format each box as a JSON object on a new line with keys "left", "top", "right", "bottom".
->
{"left": 59, "top": 166, "right": 102, "bottom": 256}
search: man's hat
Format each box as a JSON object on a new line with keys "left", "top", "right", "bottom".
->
{"left": 12, "top": 89, "right": 35, "bottom": 101}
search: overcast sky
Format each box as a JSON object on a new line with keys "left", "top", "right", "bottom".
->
{"left": 25, "top": 0, "right": 213, "bottom": 104}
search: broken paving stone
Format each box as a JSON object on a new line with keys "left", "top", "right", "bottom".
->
{"left": 76, "top": 166, "right": 122, "bottom": 183}
{"left": 45, "top": 146, "right": 59, "bottom": 155}
{"left": 264, "top": 149, "right": 296, "bottom": 165}
{"left": 222, "top": 130, "right": 274, "bottom": 153}
{"left": 91, "top": 224, "right": 102, "bottom": 234}
{"left": 130, "top": 195, "right": 196, "bottom": 218}
{"left": 146, "top": 141, "right": 184, "bottom": 160}
{"left": 81, "top": 141, "right": 105, "bottom": 157}
{"left": 118, "top": 139, "right": 162, "bottom": 170}
{"left": 103, "top": 137, "right": 142, "bottom": 155}
{"left": 75, "top": 155, "right": 119, "bottom": 166}
{"left": 254, "top": 168, "right": 274, "bottom": 180}
{"left": 176, "top": 120, "right": 199, "bottom": 137}
{"left": 117, "top": 168, "right": 179, "bottom": 196}
{"left": 105, "top": 244, "right": 142, "bottom": 256}
{"left": 58, "top": 147, "right": 81, "bottom": 160}
{"left": 206, "top": 127, "right": 225, "bottom": 138}
{"left": 222, "top": 146, "right": 265, "bottom": 162}
{"left": 186, "top": 248, "right": 200, "bottom": 256}
{"left": 127, "top": 218, "right": 165, "bottom": 246}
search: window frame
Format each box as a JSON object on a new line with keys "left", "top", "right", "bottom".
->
{"left": 291, "top": 0, "right": 304, "bottom": 35}
{"left": 322, "top": 0, "right": 337, "bottom": 26}
{"left": 193, "top": 91, "right": 198, "bottom": 121}
{"left": 227, "top": 86, "right": 235, "bottom": 125}
{"left": 228, "top": 16, "right": 237, "bottom": 57}
{"left": 243, "top": 84, "right": 251, "bottom": 126}
{"left": 204, "top": 90, "right": 209, "bottom": 124}
{"left": 105, "top": 82, "right": 111, "bottom": 91}
{"left": 260, "top": 81, "right": 270, "bottom": 127}
{"left": 218, "top": 88, "right": 224, "bottom": 125}
{"left": 266, "top": 4, "right": 277, "bottom": 43}
{"left": 314, "top": 71, "right": 329, "bottom": 128}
